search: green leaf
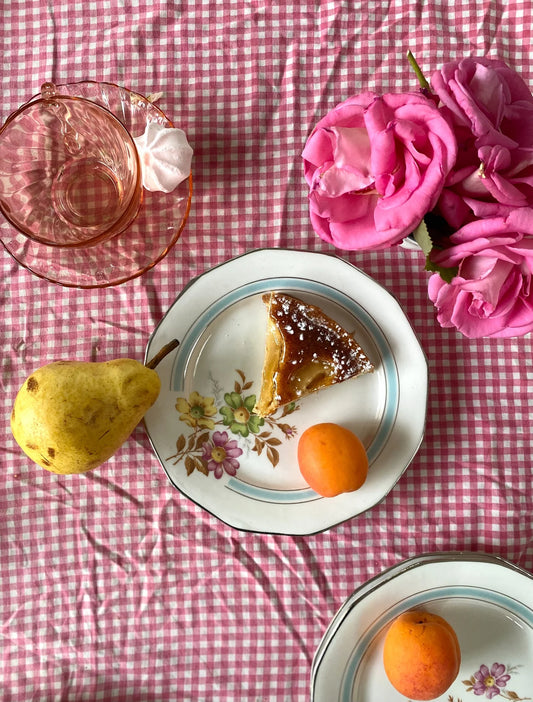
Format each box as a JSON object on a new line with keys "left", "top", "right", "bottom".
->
{"left": 412, "top": 218, "right": 433, "bottom": 256}
{"left": 425, "top": 257, "right": 459, "bottom": 284}
{"left": 415, "top": 214, "right": 459, "bottom": 284}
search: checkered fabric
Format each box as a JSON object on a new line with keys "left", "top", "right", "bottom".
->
{"left": 1, "top": 1, "right": 533, "bottom": 700}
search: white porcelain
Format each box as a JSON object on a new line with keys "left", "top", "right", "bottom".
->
{"left": 312, "top": 552, "right": 533, "bottom": 701}
{"left": 144, "top": 249, "right": 428, "bottom": 534}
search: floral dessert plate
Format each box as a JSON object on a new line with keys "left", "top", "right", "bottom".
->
{"left": 143, "top": 248, "right": 428, "bottom": 535}
{"left": 311, "top": 551, "right": 533, "bottom": 701}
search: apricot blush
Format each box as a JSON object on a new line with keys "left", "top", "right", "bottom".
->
{"left": 382, "top": 610, "right": 461, "bottom": 700}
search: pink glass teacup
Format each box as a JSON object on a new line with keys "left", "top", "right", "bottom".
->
{"left": 0, "top": 82, "right": 142, "bottom": 248}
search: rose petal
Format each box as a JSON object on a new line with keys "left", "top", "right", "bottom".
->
{"left": 303, "top": 91, "right": 457, "bottom": 250}
{"left": 431, "top": 58, "right": 533, "bottom": 227}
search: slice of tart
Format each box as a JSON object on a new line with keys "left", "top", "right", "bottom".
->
{"left": 253, "top": 292, "right": 374, "bottom": 417}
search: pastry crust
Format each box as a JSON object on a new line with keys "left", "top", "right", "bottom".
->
{"left": 253, "top": 292, "right": 374, "bottom": 417}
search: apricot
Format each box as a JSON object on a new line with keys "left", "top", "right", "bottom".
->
{"left": 297, "top": 423, "right": 368, "bottom": 497}
{"left": 382, "top": 610, "right": 461, "bottom": 700}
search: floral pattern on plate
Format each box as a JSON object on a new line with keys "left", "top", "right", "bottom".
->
{"left": 311, "top": 552, "right": 533, "bottom": 702}
{"left": 144, "top": 249, "right": 428, "bottom": 534}
{"left": 166, "top": 368, "right": 299, "bottom": 477}
{"left": 457, "top": 662, "right": 530, "bottom": 701}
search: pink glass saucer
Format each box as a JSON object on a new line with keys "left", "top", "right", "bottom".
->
{"left": 0, "top": 81, "right": 192, "bottom": 288}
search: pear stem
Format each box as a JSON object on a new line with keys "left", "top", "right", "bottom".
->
{"left": 145, "top": 339, "right": 180, "bottom": 369}
{"left": 406, "top": 50, "right": 430, "bottom": 90}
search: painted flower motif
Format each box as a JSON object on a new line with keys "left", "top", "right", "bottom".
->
{"left": 472, "top": 663, "right": 511, "bottom": 698}
{"left": 220, "top": 391, "right": 264, "bottom": 437}
{"left": 176, "top": 391, "right": 217, "bottom": 429}
{"left": 278, "top": 422, "right": 298, "bottom": 439}
{"left": 201, "top": 430, "right": 243, "bottom": 478}
{"left": 170, "top": 370, "right": 298, "bottom": 476}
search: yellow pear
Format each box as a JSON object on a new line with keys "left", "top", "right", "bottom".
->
{"left": 10, "top": 354, "right": 167, "bottom": 475}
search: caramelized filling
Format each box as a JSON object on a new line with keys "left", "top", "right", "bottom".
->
{"left": 253, "top": 292, "right": 374, "bottom": 417}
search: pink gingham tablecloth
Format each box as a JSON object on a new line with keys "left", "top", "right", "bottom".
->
{"left": 1, "top": 2, "right": 533, "bottom": 700}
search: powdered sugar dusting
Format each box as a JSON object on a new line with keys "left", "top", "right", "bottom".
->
{"left": 265, "top": 292, "right": 374, "bottom": 403}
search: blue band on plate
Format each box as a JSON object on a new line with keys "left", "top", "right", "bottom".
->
{"left": 171, "top": 277, "right": 398, "bottom": 504}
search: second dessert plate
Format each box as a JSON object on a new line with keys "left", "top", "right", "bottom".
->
{"left": 144, "top": 248, "right": 428, "bottom": 534}
{"left": 311, "top": 552, "right": 533, "bottom": 701}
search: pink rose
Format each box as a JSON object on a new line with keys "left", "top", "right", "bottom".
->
{"left": 302, "top": 92, "right": 457, "bottom": 250}
{"left": 431, "top": 58, "right": 533, "bottom": 229}
{"left": 428, "top": 209, "right": 533, "bottom": 338}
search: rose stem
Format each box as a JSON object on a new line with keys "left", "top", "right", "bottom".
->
{"left": 406, "top": 50, "right": 430, "bottom": 91}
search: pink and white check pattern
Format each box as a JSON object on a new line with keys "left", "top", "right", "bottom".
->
{"left": 1, "top": 2, "right": 533, "bottom": 700}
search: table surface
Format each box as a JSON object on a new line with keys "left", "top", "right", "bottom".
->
{"left": 1, "top": 2, "right": 533, "bottom": 700}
